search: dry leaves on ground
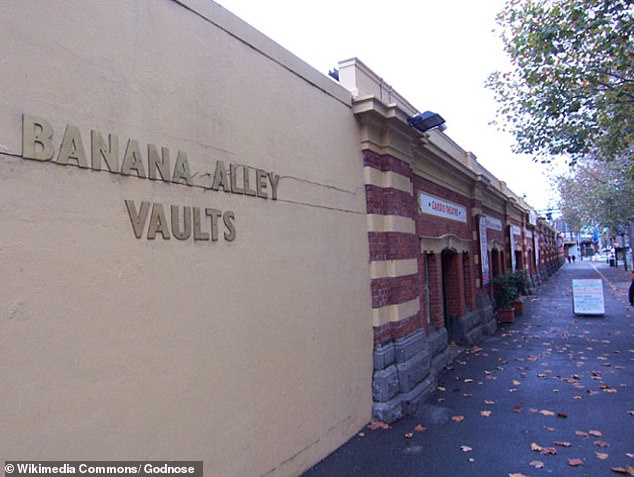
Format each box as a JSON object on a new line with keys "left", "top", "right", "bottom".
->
{"left": 529, "top": 460, "right": 545, "bottom": 469}
{"left": 368, "top": 421, "right": 390, "bottom": 430}
{"left": 610, "top": 465, "right": 634, "bottom": 475}
{"left": 554, "top": 441, "right": 572, "bottom": 447}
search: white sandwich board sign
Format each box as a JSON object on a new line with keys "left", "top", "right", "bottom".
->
{"left": 572, "top": 279, "right": 605, "bottom": 316}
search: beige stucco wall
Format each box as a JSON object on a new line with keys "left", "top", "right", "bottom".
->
{"left": 0, "top": 1, "right": 373, "bottom": 476}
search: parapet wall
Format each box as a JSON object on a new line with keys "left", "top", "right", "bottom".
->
{"left": 0, "top": 2, "right": 372, "bottom": 477}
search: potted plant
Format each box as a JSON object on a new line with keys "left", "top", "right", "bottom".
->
{"left": 493, "top": 272, "right": 519, "bottom": 323}
{"left": 509, "top": 270, "right": 530, "bottom": 315}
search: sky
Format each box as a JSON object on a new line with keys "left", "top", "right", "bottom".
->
{"left": 215, "top": 0, "right": 562, "bottom": 213}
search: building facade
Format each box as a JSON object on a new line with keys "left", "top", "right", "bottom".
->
{"left": 0, "top": 2, "right": 563, "bottom": 477}
{"left": 338, "top": 58, "right": 563, "bottom": 422}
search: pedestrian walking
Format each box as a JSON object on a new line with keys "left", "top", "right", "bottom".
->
{"left": 629, "top": 271, "right": 634, "bottom": 306}
{"left": 572, "top": 255, "right": 576, "bottom": 264}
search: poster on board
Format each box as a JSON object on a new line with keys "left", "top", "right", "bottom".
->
{"left": 479, "top": 216, "right": 490, "bottom": 285}
{"left": 572, "top": 279, "right": 605, "bottom": 315}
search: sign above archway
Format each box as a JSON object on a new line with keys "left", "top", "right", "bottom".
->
{"left": 419, "top": 193, "right": 467, "bottom": 223}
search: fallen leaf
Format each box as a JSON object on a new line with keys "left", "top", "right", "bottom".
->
{"left": 452, "top": 415, "right": 465, "bottom": 423}
{"left": 611, "top": 467, "right": 628, "bottom": 475}
{"left": 568, "top": 458, "right": 584, "bottom": 466}
{"left": 368, "top": 421, "right": 391, "bottom": 430}
{"left": 610, "top": 466, "right": 634, "bottom": 475}
{"left": 529, "top": 460, "right": 545, "bottom": 469}
{"left": 414, "top": 424, "right": 427, "bottom": 432}
{"left": 461, "top": 445, "right": 473, "bottom": 452}
{"left": 595, "top": 452, "right": 609, "bottom": 460}
{"left": 554, "top": 441, "right": 572, "bottom": 447}
{"left": 480, "top": 410, "right": 492, "bottom": 417}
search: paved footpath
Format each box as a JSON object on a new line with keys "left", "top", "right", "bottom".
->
{"left": 302, "top": 261, "right": 634, "bottom": 477}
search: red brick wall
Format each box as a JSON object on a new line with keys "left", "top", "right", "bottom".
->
{"left": 373, "top": 313, "right": 422, "bottom": 345}
{"left": 368, "top": 232, "right": 419, "bottom": 261}
{"left": 371, "top": 274, "right": 419, "bottom": 308}
{"left": 365, "top": 151, "right": 424, "bottom": 346}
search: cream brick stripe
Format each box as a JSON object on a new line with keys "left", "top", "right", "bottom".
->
{"left": 369, "top": 258, "right": 418, "bottom": 279}
{"left": 363, "top": 166, "right": 412, "bottom": 194}
{"left": 371, "top": 297, "right": 420, "bottom": 328}
{"left": 366, "top": 214, "right": 416, "bottom": 234}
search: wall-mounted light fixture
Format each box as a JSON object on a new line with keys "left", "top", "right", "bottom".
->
{"left": 407, "top": 111, "right": 446, "bottom": 133}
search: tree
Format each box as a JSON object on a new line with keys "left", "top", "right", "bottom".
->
{"left": 556, "top": 157, "right": 634, "bottom": 244}
{"left": 487, "top": 0, "right": 634, "bottom": 175}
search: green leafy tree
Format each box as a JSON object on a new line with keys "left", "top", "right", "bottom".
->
{"left": 487, "top": 0, "right": 634, "bottom": 175}
{"left": 556, "top": 157, "right": 634, "bottom": 238}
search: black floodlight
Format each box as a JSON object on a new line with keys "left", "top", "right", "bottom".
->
{"left": 408, "top": 111, "right": 446, "bottom": 133}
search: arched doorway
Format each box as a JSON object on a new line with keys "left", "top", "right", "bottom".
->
{"left": 514, "top": 249, "right": 524, "bottom": 271}
{"left": 491, "top": 247, "right": 502, "bottom": 278}
{"left": 441, "top": 248, "right": 465, "bottom": 341}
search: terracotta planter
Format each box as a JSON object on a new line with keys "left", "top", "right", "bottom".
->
{"left": 498, "top": 307, "right": 515, "bottom": 323}
{"left": 512, "top": 298, "right": 525, "bottom": 315}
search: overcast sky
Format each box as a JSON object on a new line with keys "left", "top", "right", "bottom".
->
{"left": 216, "top": 0, "right": 562, "bottom": 212}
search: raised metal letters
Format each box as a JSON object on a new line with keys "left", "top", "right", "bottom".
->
{"left": 57, "top": 125, "right": 89, "bottom": 168}
{"left": 91, "top": 130, "right": 119, "bottom": 172}
{"left": 21, "top": 115, "right": 281, "bottom": 199}
{"left": 21, "top": 115, "right": 280, "bottom": 244}
{"left": 121, "top": 139, "right": 146, "bottom": 177}
{"left": 125, "top": 200, "right": 151, "bottom": 239}
{"left": 22, "top": 115, "right": 54, "bottom": 161}
{"left": 126, "top": 200, "right": 236, "bottom": 242}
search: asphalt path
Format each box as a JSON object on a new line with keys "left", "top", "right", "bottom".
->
{"left": 302, "top": 261, "right": 634, "bottom": 477}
